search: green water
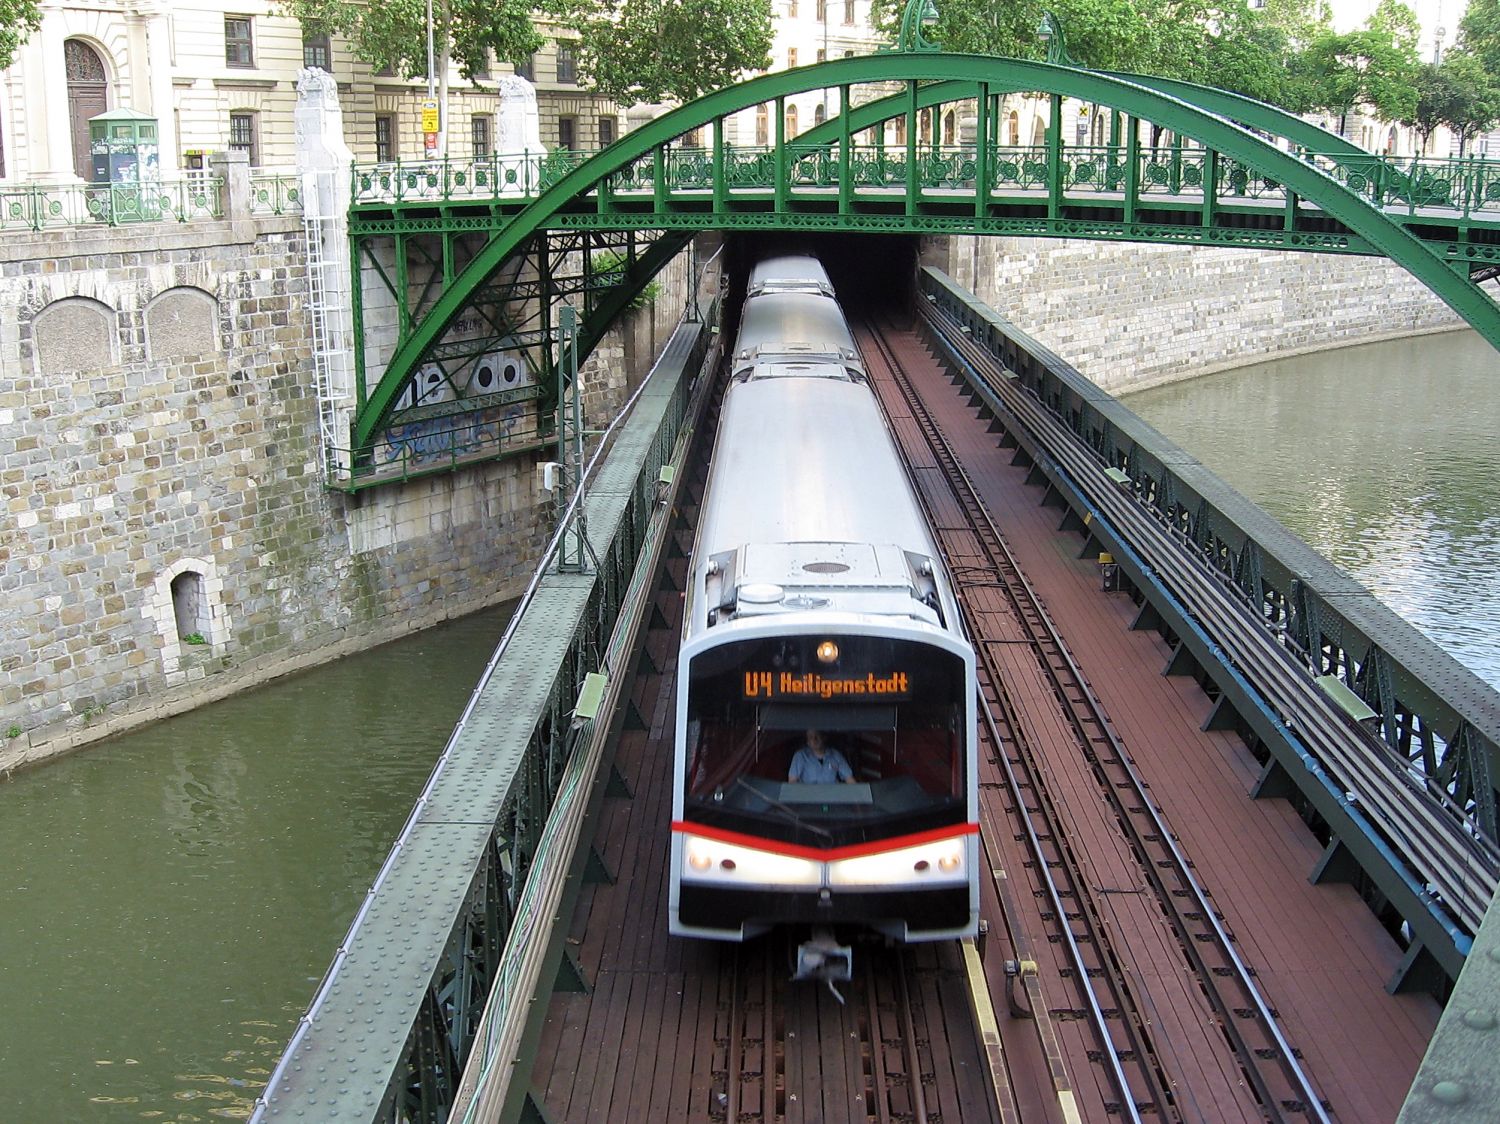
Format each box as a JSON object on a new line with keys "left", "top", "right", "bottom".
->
{"left": 0, "top": 604, "right": 513, "bottom": 1122}
{"left": 1126, "top": 329, "right": 1500, "bottom": 689}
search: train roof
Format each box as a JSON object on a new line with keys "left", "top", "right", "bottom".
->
{"left": 692, "top": 375, "right": 944, "bottom": 631}
{"left": 734, "top": 291, "right": 860, "bottom": 376}
{"left": 747, "top": 255, "right": 835, "bottom": 298}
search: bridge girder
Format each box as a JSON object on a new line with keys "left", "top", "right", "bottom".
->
{"left": 357, "top": 54, "right": 1500, "bottom": 454}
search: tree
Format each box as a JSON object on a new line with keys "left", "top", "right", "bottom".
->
{"left": 0, "top": 0, "right": 41, "bottom": 71}
{"left": 1304, "top": 6, "right": 1421, "bottom": 135}
{"left": 1457, "top": 0, "right": 1500, "bottom": 76}
{"left": 559, "top": 0, "right": 774, "bottom": 105}
{"left": 283, "top": 0, "right": 773, "bottom": 112}
{"left": 279, "top": 0, "right": 546, "bottom": 82}
{"left": 1428, "top": 51, "right": 1500, "bottom": 154}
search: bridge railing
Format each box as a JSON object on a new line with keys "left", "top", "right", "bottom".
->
{"left": 0, "top": 175, "right": 223, "bottom": 230}
{"left": 348, "top": 143, "right": 1500, "bottom": 221}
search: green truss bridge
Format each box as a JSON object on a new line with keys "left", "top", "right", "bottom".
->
{"left": 333, "top": 53, "right": 1500, "bottom": 490}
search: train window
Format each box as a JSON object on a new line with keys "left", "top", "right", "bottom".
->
{"left": 682, "top": 635, "right": 967, "bottom": 844}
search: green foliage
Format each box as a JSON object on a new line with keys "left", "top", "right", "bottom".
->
{"left": 559, "top": 0, "right": 774, "bottom": 104}
{"left": 283, "top": 0, "right": 773, "bottom": 105}
{"left": 1304, "top": 6, "right": 1422, "bottom": 126}
{"left": 182, "top": 632, "right": 208, "bottom": 646}
{"left": 1406, "top": 51, "right": 1500, "bottom": 154}
{"left": 591, "top": 250, "right": 660, "bottom": 307}
{"left": 0, "top": 0, "right": 41, "bottom": 71}
{"left": 1458, "top": 0, "right": 1500, "bottom": 76}
{"left": 868, "top": 0, "right": 1333, "bottom": 117}
{"left": 278, "top": 0, "right": 546, "bottom": 81}
{"left": 5, "top": 724, "right": 20, "bottom": 740}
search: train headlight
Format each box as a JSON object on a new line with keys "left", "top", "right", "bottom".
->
{"left": 828, "top": 835, "right": 970, "bottom": 887}
{"left": 816, "top": 640, "right": 839, "bottom": 664}
{"left": 679, "top": 833, "right": 821, "bottom": 886}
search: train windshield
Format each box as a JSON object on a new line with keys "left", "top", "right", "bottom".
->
{"left": 682, "top": 634, "right": 967, "bottom": 847}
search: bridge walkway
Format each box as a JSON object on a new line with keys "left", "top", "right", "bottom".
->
{"left": 517, "top": 314, "right": 1436, "bottom": 1122}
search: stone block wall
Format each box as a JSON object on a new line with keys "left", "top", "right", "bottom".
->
{"left": 0, "top": 216, "right": 688, "bottom": 774}
{"left": 931, "top": 237, "right": 1464, "bottom": 394}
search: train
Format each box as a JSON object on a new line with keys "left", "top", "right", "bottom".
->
{"left": 668, "top": 253, "right": 980, "bottom": 983}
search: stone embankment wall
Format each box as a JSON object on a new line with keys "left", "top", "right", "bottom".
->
{"left": 0, "top": 207, "right": 689, "bottom": 775}
{"left": 928, "top": 237, "right": 1465, "bottom": 394}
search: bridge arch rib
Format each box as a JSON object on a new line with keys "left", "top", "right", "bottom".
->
{"left": 359, "top": 54, "right": 1500, "bottom": 453}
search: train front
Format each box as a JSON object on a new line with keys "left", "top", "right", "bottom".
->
{"left": 669, "top": 374, "right": 979, "bottom": 948}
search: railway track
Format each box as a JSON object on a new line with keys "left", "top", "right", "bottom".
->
{"left": 857, "top": 315, "right": 1334, "bottom": 1124}
{"left": 713, "top": 938, "right": 955, "bottom": 1124}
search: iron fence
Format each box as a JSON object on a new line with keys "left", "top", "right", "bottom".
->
{"left": 0, "top": 176, "right": 222, "bottom": 231}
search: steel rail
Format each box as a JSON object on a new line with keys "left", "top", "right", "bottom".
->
{"left": 925, "top": 302, "right": 1500, "bottom": 938}
{"left": 859, "top": 320, "right": 1155, "bottom": 1121}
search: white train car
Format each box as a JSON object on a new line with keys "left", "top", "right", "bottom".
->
{"left": 669, "top": 255, "right": 979, "bottom": 973}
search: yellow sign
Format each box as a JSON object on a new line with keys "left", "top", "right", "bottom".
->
{"left": 742, "top": 670, "right": 910, "bottom": 701}
{"left": 421, "top": 101, "right": 440, "bottom": 133}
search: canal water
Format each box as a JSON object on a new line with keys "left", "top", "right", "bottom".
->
{"left": 0, "top": 604, "right": 513, "bottom": 1122}
{"left": 1124, "top": 329, "right": 1500, "bottom": 689}
{"left": 6, "top": 330, "right": 1500, "bottom": 1121}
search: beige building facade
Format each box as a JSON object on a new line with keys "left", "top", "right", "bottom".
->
{"left": 0, "top": 1, "right": 620, "bottom": 182}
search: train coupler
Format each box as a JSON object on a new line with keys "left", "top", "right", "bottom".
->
{"left": 793, "top": 930, "right": 853, "bottom": 1004}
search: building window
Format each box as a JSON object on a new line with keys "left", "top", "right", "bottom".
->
{"left": 556, "top": 44, "right": 577, "bottom": 84}
{"left": 0, "top": 117, "right": 6, "bottom": 178}
{"left": 375, "top": 114, "right": 394, "bottom": 161}
{"left": 785, "top": 104, "right": 798, "bottom": 138}
{"left": 789, "top": 0, "right": 798, "bottom": 14}
{"left": 375, "top": 63, "right": 395, "bottom": 77}
{"left": 788, "top": 48, "right": 798, "bottom": 68}
{"left": 514, "top": 54, "right": 534, "bottom": 81}
{"left": 303, "top": 33, "right": 331, "bottom": 70}
{"left": 843, "top": 49, "right": 854, "bottom": 58}
{"left": 755, "top": 105, "right": 768, "bottom": 146}
{"left": 472, "top": 115, "right": 490, "bottom": 156}
{"left": 817, "top": 48, "right": 826, "bottom": 63}
{"left": 598, "top": 115, "right": 616, "bottom": 146}
{"left": 816, "top": 0, "right": 826, "bottom": 19}
{"left": 228, "top": 111, "right": 258, "bottom": 166}
{"left": 225, "top": 17, "right": 254, "bottom": 67}
{"left": 814, "top": 104, "right": 826, "bottom": 125}
{"left": 472, "top": 52, "right": 492, "bottom": 80}
{"left": 844, "top": 0, "right": 855, "bottom": 23}
{"left": 558, "top": 115, "right": 576, "bottom": 150}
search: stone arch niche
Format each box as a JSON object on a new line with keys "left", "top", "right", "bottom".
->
{"left": 32, "top": 297, "right": 117, "bottom": 375}
{"left": 145, "top": 557, "right": 234, "bottom": 684}
{"left": 145, "top": 286, "right": 219, "bottom": 360}
{"left": 66, "top": 39, "right": 109, "bottom": 180}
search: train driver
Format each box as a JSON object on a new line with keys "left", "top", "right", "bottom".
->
{"left": 788, "top": 728, "right": 856, "bottom": 784}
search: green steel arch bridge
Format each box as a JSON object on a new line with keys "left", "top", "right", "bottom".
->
{"left": 332, "top": 50, "right": 1500, "bottom": 491}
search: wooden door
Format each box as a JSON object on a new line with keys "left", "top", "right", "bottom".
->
{"left": 66, "top": 40, "right": 108, "bottom": 180}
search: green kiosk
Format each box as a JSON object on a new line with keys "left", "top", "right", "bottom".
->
{"left": 88, "top": 108, "right": 160, "bottom": 222}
